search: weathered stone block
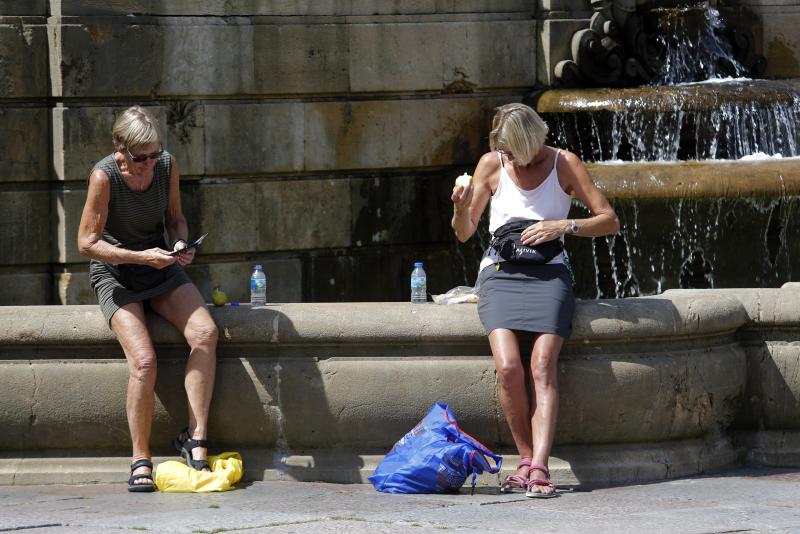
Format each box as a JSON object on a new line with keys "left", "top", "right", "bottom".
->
{"left": 57, "top": 1, "right": 531, "bottom": 16}
{"left": 558, "top": 345, "right": 746, "bottom": 443}
{"left": 60, "top": 21, "right": 287, "bottom": 101}
{"left": 54, "top": 186, "right": 87, "bottom": 264}
{"left": 0, "top": 191, "right": 50, "bottom": 265}
{"left": 303, "top": 97, "right": 500, "bottom": 171}
{"left": 56, "top": 270, "right": 94, "bottom": 305}
{"left": 0, "top": 107, "right": 49, "bottom": 182}
{"left": 742, "top": 343, "right": 800, "bottom": 430}
{"left": 60, "top": 21, "right": 342, "bottom": 97}
{"left": 203, "top": 103, "right": 304, "bottom": 174}
{"left": 0, "top": 18, "right": 48, "bottom": 97}
{"left": 163, "top": 101, "right": 206, "bottom": 177}
{"left": 57, "top": 16, "right": 536, "bottom": 98}
{"left": 763, "top": 14, "right": 800, "bottom": 78}
{"left": 0, "top": 358, "right": 282, "bottom": 450}
{"left": 349, "top": 21, "right": 536, "bottom": 93}
{"left": 537, "top": 0, "right": 594, "bottom": 14}
{"left": 279, "top": 358, "right": 498, "bottom": 449}
{"left": 252, "top": 25, "right": 349, "bottom": 94}
{"left": 54, "top": 105, "right": 203, "bottom": 183}
{"left": 54, "top": 105, "right": 130, "bottom": 182}
{"left": 0, "top": 273, "right": 50, "bottom": 305}
{"left": 0, "top": 2, "right": 46, "bottom": 15}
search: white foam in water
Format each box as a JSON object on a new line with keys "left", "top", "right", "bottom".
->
{"left": 739, "top": 152, "right": 784, "bottom": 161}
{"left": 679, "top": 77, "right": 753, "bottom": 86}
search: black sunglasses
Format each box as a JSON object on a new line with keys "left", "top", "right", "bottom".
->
{"left": 126, "top": 146, "right": 163, "bottom": 163}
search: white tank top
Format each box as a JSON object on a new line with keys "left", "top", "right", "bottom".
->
{"left": 479, "top": 150, "right": 572, "bottom": 271}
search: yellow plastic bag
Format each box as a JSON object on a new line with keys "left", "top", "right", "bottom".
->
{"left": 155, "top": 452, "right": 243, "bottom": 493}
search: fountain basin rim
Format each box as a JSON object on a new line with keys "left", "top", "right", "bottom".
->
{"left": 535, "top": 79, "right": 799, "bottom": 113}
{"left": 588, "top": 159, "right": 800, "bottom": 199}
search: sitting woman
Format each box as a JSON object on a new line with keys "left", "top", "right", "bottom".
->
{"left": 451, "top": 103, "right": 619, "bottom": 497}
{"left": 77, "top": 106, "right": 218, "bottom": 492}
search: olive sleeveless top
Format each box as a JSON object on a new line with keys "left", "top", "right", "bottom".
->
{"left": 88, "top": 151, "right": 191, "bottom": 325}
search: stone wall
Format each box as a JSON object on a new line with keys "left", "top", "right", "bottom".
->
{"left": 0, "top": 1, "right": 537, "bottom": 305}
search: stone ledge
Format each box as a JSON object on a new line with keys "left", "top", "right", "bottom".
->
{"left": 0, "top": 291, "right": 750, "bottom": 349}
{"left": 0, "top": 436, "right": 743, "bottom": 486}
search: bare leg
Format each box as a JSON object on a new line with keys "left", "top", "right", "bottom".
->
{"left": 527, "top": 333, "right": 565, "bottom": 495}
{"left": 489, "top": 328, "right": 532, "bottom": 482}
{"left": 111, "top": 302, "right": 157, "bottom": 488}
{"left": 151, "top": 283, "right": 218, "bottom": 467}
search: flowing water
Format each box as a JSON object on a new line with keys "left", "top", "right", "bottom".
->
{"left": 653, "top": 6, "right": 747, "bottom": 85}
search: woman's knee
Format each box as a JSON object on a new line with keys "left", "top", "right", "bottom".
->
{"left": 129, "top": 352, "right": 157, "bottom": 383}
{"left": 185, "top": 319, "right": 219, "bottom": 350}
{"left": 530, "top": 351, "right": 558, "bottom": 386}
{"left": 495, "top": 358, "right": 525, "bottom": 389}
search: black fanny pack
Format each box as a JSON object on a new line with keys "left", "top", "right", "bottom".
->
{"left": 491, "top": 219, "right": 563, "bottom": 265}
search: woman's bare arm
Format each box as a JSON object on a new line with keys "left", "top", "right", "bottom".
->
{"left": 163, "top": 157, "right": 194, "bottom": 265}
{"left": 451, "top": 152, "right": 500, "bottom": 242}
{"left": 522, "top": 150, "right": 619, "bottom": 245}
{"left": 77, "top": 169, "right": 176, "bottom": 268}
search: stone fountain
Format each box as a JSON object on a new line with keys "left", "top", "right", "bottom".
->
{"left": 524, "top": 1, "right": 800, "bottom": 299}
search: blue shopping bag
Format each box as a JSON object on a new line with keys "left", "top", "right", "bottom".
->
{"left": 369, "top": 402, "right": 503, "bottom": 494}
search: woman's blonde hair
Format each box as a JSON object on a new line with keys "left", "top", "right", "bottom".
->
{"left": 488, "top": 103, "right": 548, "bottom": 166}
{"left": 112, "top": 106, "right": 161, "bottom": 151}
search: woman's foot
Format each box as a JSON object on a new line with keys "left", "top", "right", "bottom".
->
{"left": 128, "top": 459, "right": 156, "bottom": 492}
{"left": 525, "top": 464, "right": 558, "bottom": 499}
{"left": 173, "top": 428, "right": 211, "bottom": 472}
{"left": 500, "top": 457, "right": 532, "bottom": 493}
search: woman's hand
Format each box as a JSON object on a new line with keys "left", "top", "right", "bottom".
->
{"left": 171, "top": 241, "right": 195, "bottom": 266}
{"left": 521, "top": 220, "right": 569, "bottom": 246}
{"left": 142, "top": 247, "right": 179, "bottom": 269}
{"left": 451, "top": 183, "right": 473, "bottom": 214}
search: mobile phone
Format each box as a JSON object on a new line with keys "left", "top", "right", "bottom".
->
{"left": 169, "top": 233, "right": 208, "bottom": 256}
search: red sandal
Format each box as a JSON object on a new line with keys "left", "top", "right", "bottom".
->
{"left": 500, "top": 457, "right": 532, "bottom": 493}
{"left": 526, "top": 463, "right": 559, "bottom": 499}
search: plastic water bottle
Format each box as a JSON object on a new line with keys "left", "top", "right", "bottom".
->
{"left": 250, "top": 264, "right": 267, "bottom": 306}
{"left": 410, "top": 262, "right": 427, "bottom": 304}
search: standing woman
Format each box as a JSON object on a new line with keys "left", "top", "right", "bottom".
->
{"left": 451, "top": 103, "right": 619, "bottom": 498}
{"left": 77, "top": 106, "right": 218, "bottom": 492}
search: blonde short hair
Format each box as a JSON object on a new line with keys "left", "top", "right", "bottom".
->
{"left": 112, "top": 106, "right": 161, "bottom": 151}
{"left": 489, "top": 103, "right": 548, "bottom": 166}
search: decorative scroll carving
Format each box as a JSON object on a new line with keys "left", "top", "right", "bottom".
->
{"left": 554, "top": 1, "right": 768, "bottom": 87}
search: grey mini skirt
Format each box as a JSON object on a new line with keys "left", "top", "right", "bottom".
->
{"left": 476, "top": 261, "right": 575, "bottom": 339}
{"left": 90, "top": 260, "right": 192, "bottom": 326}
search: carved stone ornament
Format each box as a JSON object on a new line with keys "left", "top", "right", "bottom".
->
{"left": 554, "top": 0, "right": 767, "bottom": 87}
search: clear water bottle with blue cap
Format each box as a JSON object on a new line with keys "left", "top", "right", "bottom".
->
{"left": 250, "top": 264, "right": 267, "bottom": 306}
{"left": 410, "top": 262, "right": 427, "bottom": 304}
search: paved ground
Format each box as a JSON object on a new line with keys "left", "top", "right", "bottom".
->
{"left": 0, "top": 467, "right": 798, "bottom": 533}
